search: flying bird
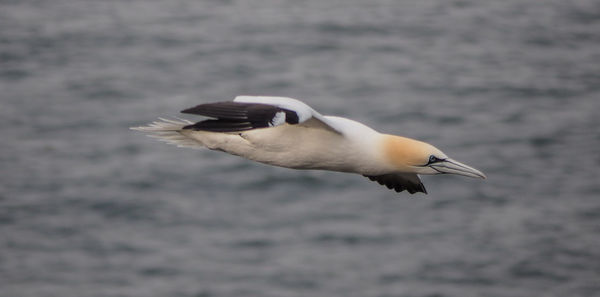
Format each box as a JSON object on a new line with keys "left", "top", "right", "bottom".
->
{"left": 131, "top": 96, "right": 485, "bottom": 194}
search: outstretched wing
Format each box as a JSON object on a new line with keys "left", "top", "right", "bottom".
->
{"left": 181, "top": 102, "right": 299, "bottom": 132}
{"left": 181, "top": 96, "right": 343, "bottom": 133}
{"left": 363, "top": 173, "right": 427, "bottom": 194}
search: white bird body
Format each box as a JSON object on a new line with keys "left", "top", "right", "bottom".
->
{"left": 182, "top": 115, "right": 385, "bottom": 174}
{"left": 132, "top": 96, "right": 485, "bottom": 194}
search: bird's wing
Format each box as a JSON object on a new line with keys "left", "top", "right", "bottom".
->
{"left": 180, "top": 96, "right": 343, "bottom": 133}
{"left": 363, "top": 173, "right": 427, "bottom": 194}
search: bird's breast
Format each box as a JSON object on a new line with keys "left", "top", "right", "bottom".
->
{"left": 234, "top": 125, "right": 386, "bottom": 174}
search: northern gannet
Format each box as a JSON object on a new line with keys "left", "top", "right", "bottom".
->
{"left": 132, "top": 96, "right": 485, "bottom": 194}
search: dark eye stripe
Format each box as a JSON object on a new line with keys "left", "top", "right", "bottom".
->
{"left": 425, "top": 155, "right": 444, "bottom": 166}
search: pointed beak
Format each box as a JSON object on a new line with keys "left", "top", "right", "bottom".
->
{"left": 430, "top": 158, "right": 486, "bottom": 179}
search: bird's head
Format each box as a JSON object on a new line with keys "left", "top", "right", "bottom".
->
{"left": 382, "top": 135, "right": 486, "bottom": 178}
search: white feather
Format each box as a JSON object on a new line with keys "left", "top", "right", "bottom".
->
{"left": 233, "top": 96, "right": 346, "bottom": 133}
{"left": 234, "top": 96, "right": 314, "bottom": 122}
{"left": 130, "top": 118, "right": 203, "bottom": 148}
{"left": 270, "top": 111, "right": 286, "bottom": 127}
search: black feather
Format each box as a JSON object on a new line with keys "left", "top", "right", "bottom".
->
{"left": 181, "top": 102, "right": 300, "bottom": 132}
{"left": 184, "top": 120, "right": 255, "bottom": 132}
{"left": 363, "top": 173, "right": 427, "bottom": 194}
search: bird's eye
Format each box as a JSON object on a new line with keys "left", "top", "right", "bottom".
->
{"left": 428, "top": 155, "right": 439, "bottom": 164}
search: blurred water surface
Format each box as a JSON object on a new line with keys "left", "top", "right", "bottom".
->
{"left": 1, "top": 0, "right": 600, "bottom": 296}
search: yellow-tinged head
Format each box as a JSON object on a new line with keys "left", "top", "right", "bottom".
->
{"left": 382, "top": 134, "right": 486, "bottom": 178}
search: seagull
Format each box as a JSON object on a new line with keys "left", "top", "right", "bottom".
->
{"left": 132, "top": 96, "right": 485, "bottom": 194}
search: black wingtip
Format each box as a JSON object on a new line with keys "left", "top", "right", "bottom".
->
{"left": 180, "top": 103, "right": 234, "bottom": 115}
{"left": 180, "top": 106, "right": 199, "bottom": 114}
{"left": 179, "top": 101, "right": 304, "bottom": 132}
{"left": 364, "top": 174, "right": 428, "bottom": 195}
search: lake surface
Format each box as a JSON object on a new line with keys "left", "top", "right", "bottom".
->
{"left": 1, "top": 0, "right": 599, "bottom": 296}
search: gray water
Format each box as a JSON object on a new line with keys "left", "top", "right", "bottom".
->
{"left": 1, "top": 0, "right": 600, "bottom": 296}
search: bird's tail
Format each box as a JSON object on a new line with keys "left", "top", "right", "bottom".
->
{"left": 130, "top": 118, "right": 203, "bottom": 148}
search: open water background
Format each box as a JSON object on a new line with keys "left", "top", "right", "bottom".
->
{"left": 1, "top": 0, "right": 600, "bottom": 296}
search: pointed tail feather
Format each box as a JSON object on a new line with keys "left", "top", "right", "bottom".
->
{"left": 130, "top": 118, "right": 204, "bottom": 148}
